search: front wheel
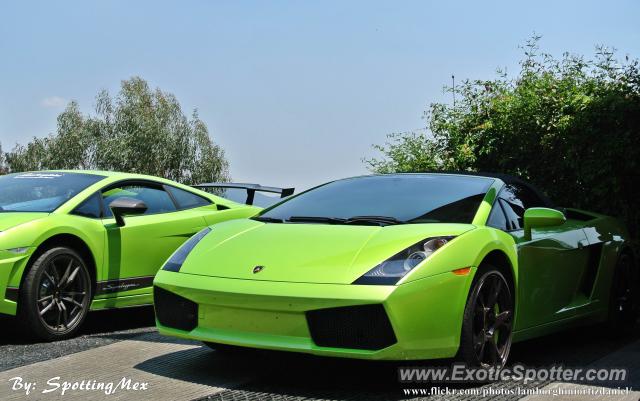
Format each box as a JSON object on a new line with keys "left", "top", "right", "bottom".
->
{"left": 457, "top": 267, "right": 514, "bottom": 368}
{"left": 18, "top": 247, "right": 93, "bottom": 341}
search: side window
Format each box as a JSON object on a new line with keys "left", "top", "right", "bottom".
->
{"left": 102, "top": 183, "right": 176, "bottom": 217}
{"left": 487, "top": 201, "right": 508, "bottom": 231}
{"left": 499, "top": 199, "right": 522, "bottom": 230}
{"left": 72, "top": 193, "right": 102, "bottom": 218}
{"left": 514, "top": 185, "right": 545, "bottom": 209}
{"left": 501, "top": 184, "right": 545, "bottom": 209}
{"left": 165, "top": 186, "right": 211, "bottom": 210}
{"left": 499, "top": 183, "right": 546, "bottom": 230}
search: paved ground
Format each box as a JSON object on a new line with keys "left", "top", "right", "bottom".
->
{"left": 0, "top": 307, "right": 156, "bottom": 372}
{"left": 0, "top": 307, "right": 638, "bottom": 401}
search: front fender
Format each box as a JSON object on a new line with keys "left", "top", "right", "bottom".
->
{"left": 4, "top": 213, "right": 105, "bottom": 288}
{"left": 401, "top": 226, "right": 518, "bottom": 284}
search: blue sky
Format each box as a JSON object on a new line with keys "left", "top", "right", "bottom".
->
{"left": 1, "top": 1, "right": 639, "bottom": 190}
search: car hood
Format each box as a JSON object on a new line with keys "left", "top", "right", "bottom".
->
{"left": 180, "top": 219, "right": 475, "bottom": 284}
{"left": 0, "top": 212, "right": 49, "bottom": 231}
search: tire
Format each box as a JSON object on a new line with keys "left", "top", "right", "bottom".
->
{"left": 457, "top": 266, "right": 514, "bottom": 368}
{"left": 18, "top": 247, "right": 93, "bottom": 341}
{"left": 606, "top": 251, "right": 637, "bottom": 335}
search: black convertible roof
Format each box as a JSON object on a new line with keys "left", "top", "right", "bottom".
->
{"left": 327, "top": 171, "right": 555, "bottom": 209}
{"left": 361, "top": 171, "right": 555, "bottom": 208}
{"left": 418, "top": 171, "right": 555, "bottom": 208}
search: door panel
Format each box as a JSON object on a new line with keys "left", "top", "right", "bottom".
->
{"left": 97, "top": 180, "right": 210, "bottom": 299}
{"left": 100, "top": 209, "right": 208, "bottom": 297}
{"left": 495, "top": 183, "right": 593, "bottom": 329}
{"left": 515, "top": 222, "right": 591, "bottom": 328}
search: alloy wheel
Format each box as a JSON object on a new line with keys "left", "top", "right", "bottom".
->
{"left": 36, "top": 253, "right": 90, "bottom": 334}
{"left": 471, "top": 272, "right": 514, "bottom": 368}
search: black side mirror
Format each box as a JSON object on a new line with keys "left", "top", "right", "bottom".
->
{"left": 109, "top": 197, "right": 147, "bottom": 226}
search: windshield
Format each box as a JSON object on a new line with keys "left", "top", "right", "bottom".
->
{"left": 0, "top": 172, "right": 106, "bottom": 213}
{"left": 259, "top": 174, "right": 493, "bottom": 224}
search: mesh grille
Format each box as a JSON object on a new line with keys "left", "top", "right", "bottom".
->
{"left": 306, "top": 304, "right": 397, "bottom": 350}
{"left": 153, "top": 286, "right": 198, "bottom": 331}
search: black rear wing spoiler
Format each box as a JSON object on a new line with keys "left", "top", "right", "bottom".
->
{"left": 193, "top": 183, "right": 295, "bottom": 206}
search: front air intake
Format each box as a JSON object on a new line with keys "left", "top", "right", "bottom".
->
{"left": 306, "top": 304, "right": 397, "bottom": 350}
{"left": 154, "top": 286, "right": 198, "bottom": 331}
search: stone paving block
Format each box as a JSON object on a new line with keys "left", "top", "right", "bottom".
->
{"left": 0, "top": 334, "right": 248, "bottom": 401}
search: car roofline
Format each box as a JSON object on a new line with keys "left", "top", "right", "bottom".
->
{"left": 329, "top": 172, "right": 501, "bottom": 184}
{"left": 324, "top": 172, "right": 554, "bottom": 208}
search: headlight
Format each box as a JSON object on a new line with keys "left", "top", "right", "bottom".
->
{"left": 353, "top": 236, "right": 455, "bottom": 285}
{"left": 162, "top": 227, "right": 211, "bottom": 272}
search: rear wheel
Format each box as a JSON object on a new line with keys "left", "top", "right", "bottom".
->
{"left": 18, "top": 247, "right": 93, "bottom": 341}
{"left": 458, "top": 267, "right": 514, "bottom": 368}
{"left": 607, "top": 252, "right": 637, "bottom": 334}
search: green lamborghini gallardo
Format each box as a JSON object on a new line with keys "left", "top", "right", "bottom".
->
{"left": 0, "top": 170, "right": 291, "bottom": 340}
{"left": 154, "top": 173, "right": 638, "bottom": 367}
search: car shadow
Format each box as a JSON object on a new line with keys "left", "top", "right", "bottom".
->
{"left": 510, "top": 323, "right": 640, "bottom": 366}
{"left": 0, "top": 305, "right": 156, "bottom": 345}
{"left": 2, "top": 305, "right": 638, "bottom": 398}
{"left": 133, "top": 322, "right": 640, "bottom": 400}
{"left": 135, "top": 344, "right": 415, "bottom": 396}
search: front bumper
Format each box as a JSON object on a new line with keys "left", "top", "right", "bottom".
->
{"left": 154, "top": 268, "right": 475, "bottom": 360}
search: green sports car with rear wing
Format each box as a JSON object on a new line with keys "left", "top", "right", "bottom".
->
{"left": 154, "top": 173, "right": 638, "bottom": 367}
{"left": 0, "top": 170, "right": 291, "bottom": 340}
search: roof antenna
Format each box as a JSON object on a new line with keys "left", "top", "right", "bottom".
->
{"left": 452, "top": 74, "right": 456, "bottom": 108}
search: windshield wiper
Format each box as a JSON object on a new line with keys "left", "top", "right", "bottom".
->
{"left": 287, "top": 216, "right": 347, "bottom": 224}
{"left": 344, "top": 215, "right": 405, "bottom": 226}
{"left": 252, "top": 216, "right": 285, "bottom": 223}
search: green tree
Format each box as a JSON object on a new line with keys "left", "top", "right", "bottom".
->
{"left": 366, "top": 37, "right": 640, "bottom": 236}
{"left": 0, "top": 142, "right": 7, "bottom": 174}
{"left": 5, "top": 77, "right": 229, "bottom": 184}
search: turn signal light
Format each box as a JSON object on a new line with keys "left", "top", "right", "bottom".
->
{"left": 452, "top": 267, "right": 472, "bottom": 276}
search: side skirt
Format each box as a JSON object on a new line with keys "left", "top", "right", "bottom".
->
{"left": 90, "top": 293, "right": 154, "bottom": 311}
{"left": 95, "top": 276, "right": 155, "bottom": 296}
{"left": 513, "top": 308, "right": 608, "bottom": 343}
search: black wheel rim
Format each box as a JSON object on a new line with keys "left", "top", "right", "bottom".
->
{"left": 36, "top": 253, "right": 90, "bottom": 334}
{"left": 471, "top": 272, "right": 513, "bottom": 368}
{"left": 612, "top": 255, "right": 634, "bottom": 318}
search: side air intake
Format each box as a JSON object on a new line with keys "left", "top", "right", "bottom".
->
{"left": 154, "top": 286, "right": 198, "bottom": 332}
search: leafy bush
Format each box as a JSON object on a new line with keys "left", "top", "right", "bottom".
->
{"left": 366, "top": 37, "right": 640, "bottom": 237}
{"left": 0, "top": 143, "right": 7, "bottom": 175}
{"left": 3, "top": 77, "right": 229, "bottom": 184}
